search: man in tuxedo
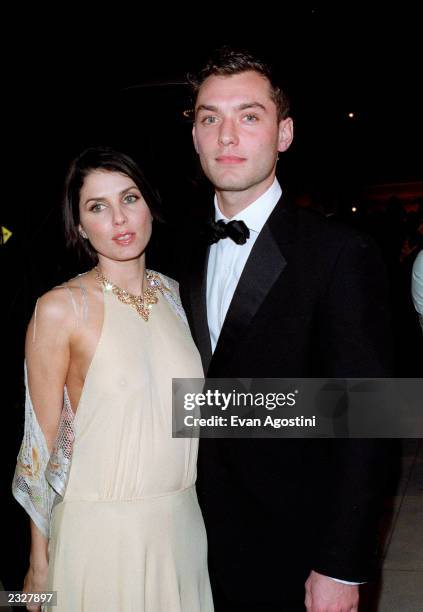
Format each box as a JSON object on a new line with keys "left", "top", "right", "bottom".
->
{"left": 179, "top": 47, "right": 393, "bottom": 611}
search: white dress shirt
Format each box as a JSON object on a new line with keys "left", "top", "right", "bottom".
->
{"left": 207, "top": 179, "right": 282, "bottom": 352}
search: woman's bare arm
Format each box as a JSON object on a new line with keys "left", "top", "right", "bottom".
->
{"left": 22, "top": 288, "right": 74, "bottom": 608}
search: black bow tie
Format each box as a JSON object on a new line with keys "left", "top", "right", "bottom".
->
{"left": 208, "top": 219, "right": 250, "bottom": 245}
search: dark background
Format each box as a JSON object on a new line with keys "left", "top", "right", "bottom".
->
{"left": 1, "top": 6, "right": 422, "bottom": 592}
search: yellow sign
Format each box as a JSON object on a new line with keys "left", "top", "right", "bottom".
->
{"left": 1, "top": 226, "right": 12, "bottom": 244}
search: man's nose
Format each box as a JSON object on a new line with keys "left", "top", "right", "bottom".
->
{"left": 218, "top": 119, "right": 238, "bottom": 147}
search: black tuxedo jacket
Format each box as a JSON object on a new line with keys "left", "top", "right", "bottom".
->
{"left": 179, "top": 196, "right": 394, "bottom": 604}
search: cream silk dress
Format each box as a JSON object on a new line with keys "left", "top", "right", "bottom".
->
{"left": 13, "top": 273, "right": 213, "bottom": 612}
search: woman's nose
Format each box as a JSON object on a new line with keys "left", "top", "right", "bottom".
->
{"left": 112, "top": 206, "right": 128, "bottom": 225}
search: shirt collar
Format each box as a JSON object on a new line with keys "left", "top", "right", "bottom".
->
{"left": 214, "top": 178, "right": 282, "bottom": 233}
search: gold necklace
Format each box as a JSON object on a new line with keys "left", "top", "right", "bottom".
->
{"left": 94, "top": 266, "right": 162, "bottom": 321}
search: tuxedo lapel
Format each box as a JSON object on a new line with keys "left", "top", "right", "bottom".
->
{"left": 209, "top": 197, "right": 297, "bottom": 373}
{"left": 189, "top": 242, "right": 213, "bottom": 373}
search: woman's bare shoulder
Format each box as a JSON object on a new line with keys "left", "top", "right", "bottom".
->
{"left": 36, "top": 286, "right": 76, "bottom": 322}
{"left": 25, "top": 287, "right": 74, "bottom": 350}
{"left": 29, "top": 271, "right": 96, "bottom": 332}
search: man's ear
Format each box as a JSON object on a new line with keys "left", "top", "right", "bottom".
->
{"left": 277, "top": 117, "right": 294, "bottom": 153}
{"left": 192, "top": 124, "right": 199, "bottom": 154}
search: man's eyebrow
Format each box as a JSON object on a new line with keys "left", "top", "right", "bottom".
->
{"left": 196, "top": 104, "right": 219, "bottom": 113}
{"left": 237, "top": 102, "right": 267, "bottom": 112}
{"left": 196, "top": 102, "right": 267, "bottom": 113}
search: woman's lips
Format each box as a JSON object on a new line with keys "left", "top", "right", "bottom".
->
{"left": 112, "top": 232, "right": 135, "bottom": 246}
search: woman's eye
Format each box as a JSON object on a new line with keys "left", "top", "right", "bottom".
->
{"left": 124, "top": 194, "right": 138, "bottom": 204}
{"left": 90, "top": 202, "right": 105, "bottom": 212}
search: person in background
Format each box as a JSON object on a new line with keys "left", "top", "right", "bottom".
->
{"left": 412, "top": 250, "right": 423, "bottom": 332}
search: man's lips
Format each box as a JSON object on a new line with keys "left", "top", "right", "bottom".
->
{"left": 215, "top": 156, "right": 246, "bottom": 164}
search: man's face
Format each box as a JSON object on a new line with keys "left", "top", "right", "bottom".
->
{"left": 193, "top": 71, "right": 293, "bottom": 201}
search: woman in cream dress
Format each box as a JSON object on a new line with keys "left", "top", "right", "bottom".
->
{"left": 12, "top": 147, "right": 213, "bottom": 611}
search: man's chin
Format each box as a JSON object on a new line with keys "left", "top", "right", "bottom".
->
{"left": 212, "top": 180, "right": 252, "bottom": 193}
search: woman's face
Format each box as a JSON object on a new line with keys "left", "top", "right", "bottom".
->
{"left": 78, "top": 170, "right": 152, "bottom": 263}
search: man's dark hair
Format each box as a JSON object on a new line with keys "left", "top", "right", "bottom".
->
{"left": 188, "top": 46, "right": 290, "bottom": 122}
{"left": 63, "top": 146, "right": 162, "bottom": 264}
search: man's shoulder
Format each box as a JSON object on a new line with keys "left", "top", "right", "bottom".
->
{"left": 413, "top": 250, "right": 423, "bottom": 274}
{"left": 296, "top": 206, "right": 356, "bottom": 236}
{"left": 294, "top": 207, "right": 373, "bottom": 251}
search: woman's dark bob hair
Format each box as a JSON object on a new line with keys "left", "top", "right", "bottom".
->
{"left": 63, "top": 146, "right": 162, "bottom": 264}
